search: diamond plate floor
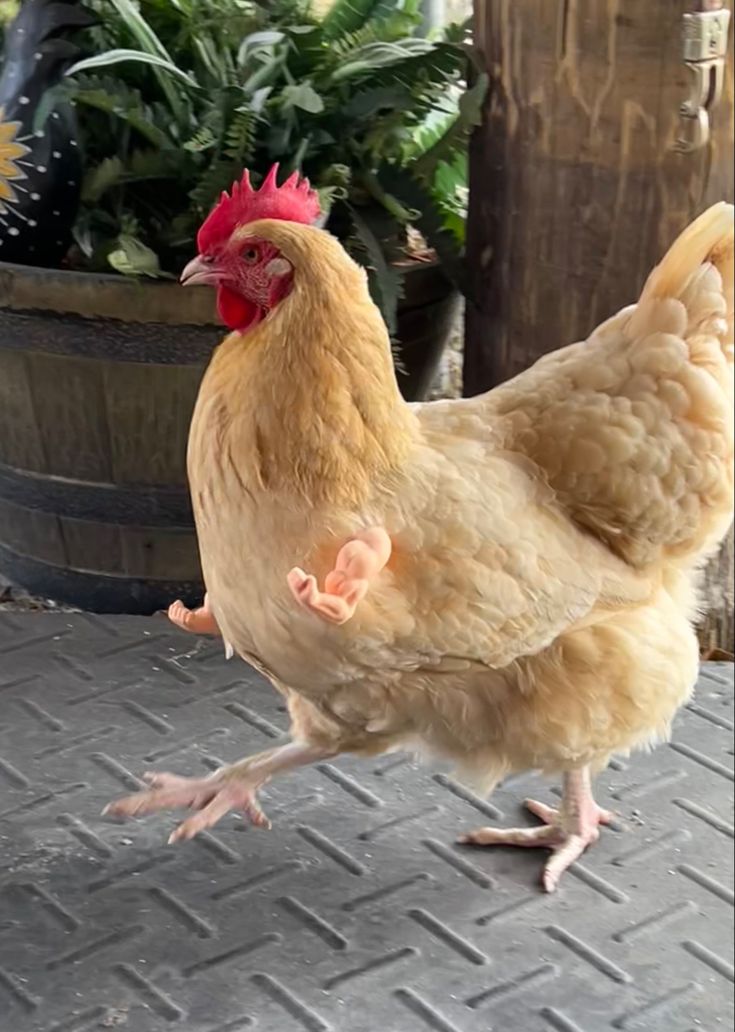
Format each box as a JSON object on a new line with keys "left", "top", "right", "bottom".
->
{"left": 0, "top": 614, "right": 732, "bottom": 1032}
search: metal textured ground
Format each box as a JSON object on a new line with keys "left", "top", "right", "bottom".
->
{"left": 0, "top": 614, "right": 732, "bottom": 1032}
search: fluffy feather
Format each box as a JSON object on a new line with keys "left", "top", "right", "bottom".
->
{"left": 188, "top": 204, "right": 734, "bottom": 791}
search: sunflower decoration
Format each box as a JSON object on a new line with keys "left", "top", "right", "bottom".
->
{"left": 0, "top": 0, "right": 94, "bottom": 265}
{"left": 0, "top": 106, "right": 31, "bottom": 218}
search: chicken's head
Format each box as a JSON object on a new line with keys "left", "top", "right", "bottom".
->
{"left": 180, "top": 164, "right": 321, "bottom": 332}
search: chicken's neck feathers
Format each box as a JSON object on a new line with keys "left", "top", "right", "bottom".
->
{"left": 189, "top": 271, "right": 418, "bottom": 515}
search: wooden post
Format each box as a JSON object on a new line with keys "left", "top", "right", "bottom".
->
{"left": 465, "top": 0, "right": 734, "bottom": 654}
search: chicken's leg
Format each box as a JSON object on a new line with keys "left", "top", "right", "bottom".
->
{"left": 459, "top": 767, "right": 613, "bottom": 892}
{"left": 168, "top": 592, "right": 220, "bottom": 636}
{"left": 288, "top": 527, "right": 391, "bottom": 625}
{"left": 103, "top": 741, "right": 333, "bottom": 843}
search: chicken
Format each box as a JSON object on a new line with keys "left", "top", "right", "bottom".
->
{"left": 107, "top": 166, "right": 734, "bottom": 891}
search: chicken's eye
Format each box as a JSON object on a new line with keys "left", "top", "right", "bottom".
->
{"left": 242, "top": 247, "right": 259, "bottom": 265}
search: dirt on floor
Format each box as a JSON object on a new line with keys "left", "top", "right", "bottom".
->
{"left": 0, "top": 575, "right": 81, "bottom": 614}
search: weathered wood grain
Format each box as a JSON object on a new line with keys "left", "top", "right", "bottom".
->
{"left": 465, "top": 0, "right": 734, "bottom": 653}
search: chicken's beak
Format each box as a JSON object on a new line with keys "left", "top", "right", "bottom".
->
{"left": 180, "top": 255, "right": 222, "bottom": 288}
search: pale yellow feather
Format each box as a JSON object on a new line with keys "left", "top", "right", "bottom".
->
{"left": 187, "top": 207, "right": 733, "bottom": 788}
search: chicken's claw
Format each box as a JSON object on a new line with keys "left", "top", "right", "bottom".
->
{"left": 458, "top": 770, "right": 615, "bottom": 892}
{"left": 288, "top": 527, "right": 391, "bottom": 625}
{"left": 102, "top": 770, "right": 270, "bottom": 842}
{"left": 167, "top": 593, "right": 220, "bottom": 636}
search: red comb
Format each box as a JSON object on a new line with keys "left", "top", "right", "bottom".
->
{"left": 197, "top": 164, "right": 321, "bottom": 252}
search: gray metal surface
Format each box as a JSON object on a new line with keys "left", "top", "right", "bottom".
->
{"left": 0, "top": 614, "right": 732, "bottom": 1032}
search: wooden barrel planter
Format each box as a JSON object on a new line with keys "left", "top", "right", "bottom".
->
{"left": 0, "top": 263, "right": 217, "bottom": 614}
{"left": 0, "top": 259, "right": 455, "bottom": 613}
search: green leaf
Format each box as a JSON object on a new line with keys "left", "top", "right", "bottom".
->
{"left": 82, "top": 156, "right": 125, "bottom": 202}
{"left": 319, "top": 0, "right": 383, "bottom": 41}
{"left": 59, "top": 0, "right": 479, "bottom": 287}
{"left": 319, "top": 0, "right": 420, "bottom": 42}
{"left": 189, "top": 159, "right": 240, "bottom": 213}
{"left": 281, "top": 82, "right": 324, "bottom": 113}
{"left": 347, "top": 204, "right": 401, "bottom": 333}
{"left": 331, "top": 38, "right": 435, "bottom": 81}
{"left": 107, "top": 235, "right": 167, "bottom": 277}
{"left": 459, "top": 71, "right": 487, "bottom": 125}
{"left": 344, "top": 83, "right": 411, "bottom": 118}
{"left": 107, "top": 0, "right": 176, "bottom": 61}
{"left": 67, "top": 49, "right": 198, "bottom": 88}
{"left": 183, "top": 126, "right": 217, "bottom": 152}
{"left": 68, "top": 78, "right": 173, "bottom": 149}
{"left": 412, "top": 72, "right": 487, "bottom": 180}
{"left": 104, "top": 0, "right": 192, "bottom": 118}
{"left": 250, "top": 86, "right": 272, "bottom": 114}
{"left": 126, "top": 149, "right": 181, "bottom": 179}
{"left": 316, "top": 184, "right": 342, "bottom": 216}
{"left": 240, "top": 29, "right": 285, "bottom": 49}
{"left": 225, "top": 107, "right": 258, "bottom": 163}
{"left": 379, "top": 165, "right": 467, "bottom": 293}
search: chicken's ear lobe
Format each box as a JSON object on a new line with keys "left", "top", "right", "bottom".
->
{"left": 266, "top": 257, "right": 294, "bottom": 309}
{"left": 265, "top": 257, "right": 292, "bottom": 278}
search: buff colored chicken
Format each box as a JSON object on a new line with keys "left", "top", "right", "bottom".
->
{"left": 106, "top": 167, "right": 734, "bottom": 891}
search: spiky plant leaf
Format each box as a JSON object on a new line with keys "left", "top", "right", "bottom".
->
{"left": 189, "top": 158, "right": 240, "bottom": 213}
{"left": 319, "top": 0, "right": 384, "bottom": 41}
{"left": 224, "top": 107, "right": 259, "bottom": 163}
{"left": 346, "top": 203, "right": 402, "bottom": 334}
{"left": 67, "top": 48, "right": 198, "bottom": 87}
{"left": 82, "top": 156, "right": 125, "bottom": 202}
{"left": 184, "top": 125, "right": 217, "bottom": 152}
{"left": 45, "top": 0, "right": 479, "bottom": 300}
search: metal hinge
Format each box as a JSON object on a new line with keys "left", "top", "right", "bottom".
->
{"left": 676, "top": 5, "right": 731, "bottom": 152}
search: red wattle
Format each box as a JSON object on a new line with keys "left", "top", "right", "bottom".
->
{"left": 217, "top": 286, "right": 263, "bottom": 332}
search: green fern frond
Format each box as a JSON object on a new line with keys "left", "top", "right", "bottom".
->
{"left": 318, "top": 0, "right": 384, "bottom": 41}
{"left": 57, "top": 0, "right": 479, "bottom": 290}
{"left": 411, "top": 73, "right": 487, "bottom": 181}
{"left": 376, "top": 41, "right": 466, "bottom": 89}
{"left": 224, "top": 107, "right": 259, "bottom": 163}
{"left": 189, "top": 158, "right": 240, "bottom": 213}
{"left": 184, "top": 126, "right": 217, "bottom": 152}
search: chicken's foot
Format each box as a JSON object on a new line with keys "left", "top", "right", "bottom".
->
{"left": 459, "top": 767, "right": 614, "bottom": 892}
{"left": 288, "top": 527, "right": 391, "bottom": 625}
{"left": 168, "top": 592, "right": 220, "bottom": 636}
{"left": 103, "top": 741, "right": 332, "bottom": 843}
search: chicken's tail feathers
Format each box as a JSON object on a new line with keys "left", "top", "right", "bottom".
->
{"left": 641, "top": 202, "right": 733, "bottom": 304}
{"left": 628, "top": 202, "right": 734, "bottom": 357}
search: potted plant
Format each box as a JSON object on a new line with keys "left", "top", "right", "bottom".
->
{"left": 0, "top": 0, "right": 484, "bottom": 613}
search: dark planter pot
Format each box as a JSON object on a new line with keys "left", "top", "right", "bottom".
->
{"left": 393, "top": 261, "right": 459, "bottom": 402}
{"left": 0, "top": 259, "right": 457, "bottom": 614}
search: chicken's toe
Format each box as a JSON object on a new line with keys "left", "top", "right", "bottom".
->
{"left": 168, "top": 790, "right": 244, "bottom": 843}
{"left": 542, "top": 835, "right": 592, "bottom": 893}
{"left": 100, "top": 776, "right": 212, "bottom": 817}
{"left": 524, "top": 798, "right": 559, "bottom": 825}
{"left": 104, "top": 767, "right": 271, "bottom": 842}
{"left": 459, "top": 824, "right": 561, "bottom": 848}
